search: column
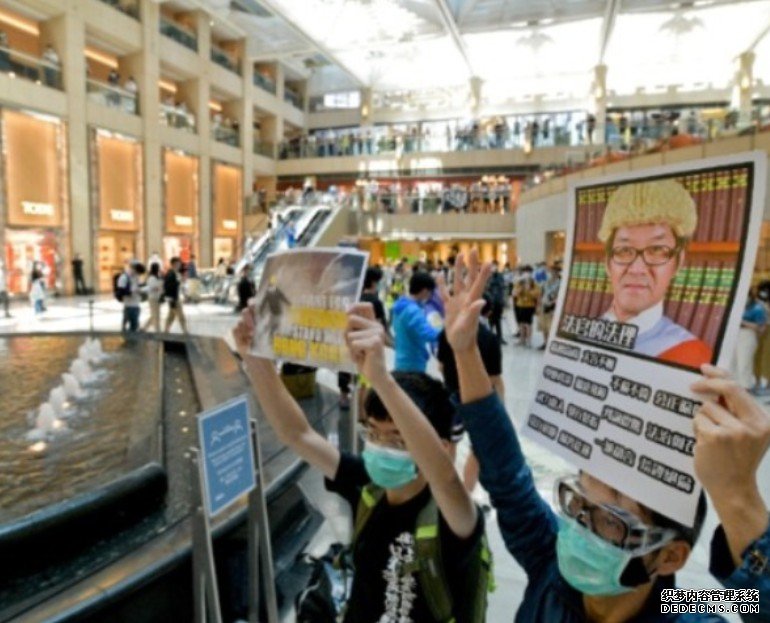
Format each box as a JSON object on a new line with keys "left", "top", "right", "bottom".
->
{"left": 360, "top": 87, "right": 373, "bottom": 127}
{"left": 733, "top": 51, "right": 755, "bottom": 128}
{"left": 470, "top": 76, "right": 482, "bottom": 119}
{"left": 42, "top": 4, "right": 89, "bottom": 293}
{"left": 127, "top": 0, "right": 161, "bottom": 263}
{"left": 589, "top": 64, "right": 607, "bottom": 146}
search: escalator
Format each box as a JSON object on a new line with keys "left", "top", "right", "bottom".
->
{"left": 206, "top": 203, "right": 336, "bottom": 304}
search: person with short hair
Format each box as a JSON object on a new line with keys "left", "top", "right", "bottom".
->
{"left": 141, "top": 262, "right": 163, "bottom": 333}
{"left": 599, "top": 180, "right": 712, "bottom": 367}
{"left": 391, "top": 271, "right": 441, "bottom": 372}
{"left": 117, "top": 259, "right": 145, "bottom": 333}
{"left": 0, "top": 259, "right": 11, "bottom": 318}
{"left": 163, "top": 257, "right": 188, "bottom": 334}
{"left": 236, "top": 264, "right": 256, "bottom": 312}
{"left": 444, "top": 250, "right": 770, "bottom": 623}
{"left": 233, "top": 302, "right": 488, "bottom": 623}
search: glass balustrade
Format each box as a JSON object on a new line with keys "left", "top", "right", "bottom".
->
{"left": 253, "top": 139, "right": 274, "bottom": 158}
{"left": 211, "top": 47, "right": 239, "bottom": 73}
{"left": 159, "top": 17, "right": 197, "bottom": 52}
{"left": 212, "top": 125, "right": 239, "bottom": 147}
{"left": 283, "top": 89, "right": 303, "bottom": 110}
{"left": 253, "top": 72, "right": 276, "bottom": 94}
{"left": 86, "top": 79, "right": 138, "bottom": 114}
{"left": 160, "top": 104, "right": 196, "bottom": 133}
{"left": 0, "top": 46, "right": 62, "bottom": 89}
{"left": 97, "top": 0, "right": 140, "bottom": 19}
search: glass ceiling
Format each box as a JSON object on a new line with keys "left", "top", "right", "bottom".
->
{"left": 233, "top": 0, "right": 770, "bottom": 106}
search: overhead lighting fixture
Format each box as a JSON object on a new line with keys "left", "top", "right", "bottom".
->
{"left": 0, "top": 9, "right": 39, "bottom": 35}
{"left": 659, "top": 12, "right": 704, "bottom": 35}
{"left": 209, "top": 100, "right": 223, "bottom": 112}
{"left": 159, "top": 79, "right": 178, "bottom": 93}
{"left": 85, "top": 47, "right": 119, "bottom": 69}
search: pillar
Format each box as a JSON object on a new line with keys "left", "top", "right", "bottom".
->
{"left": 589, "top": 64, "right": 607, "bottom": 146}
{"left": 470, "top": 76, "right": 482, "bottom": 118}
{"left": 733, "top": 51, "right": 755, "bottom": 128}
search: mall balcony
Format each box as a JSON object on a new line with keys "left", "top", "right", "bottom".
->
{"left": 86, "top": 78, "right": 138, "bottom": 115}
{"left": 159, "top": 15, "right": 197, "bottom": 53}
{"left": 283, "top": 87, "right": 303, "bottom": 111}
{"left": 210, "top": 45, "right": 239, "bottom": 75}
{"left": 253, "top": 67, "right": 277, "bottom": 95}
{"left": 0, "top": 46, "right": 62, "bottom": 91}
{"left": 159, "top": 103, "right": 196, "bottom": 134}
{"left": 96, "top": 0, "right": 140, "bottom": 20}
{"left": 212, "top": 125, "right": 239, "bottom": 148}
{"left": 253, "top": 138, "right": 275, "bottom": 159}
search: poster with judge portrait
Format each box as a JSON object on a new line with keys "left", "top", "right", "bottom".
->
{"left": 523, "top": 152, "right": 767, "bottom": 526}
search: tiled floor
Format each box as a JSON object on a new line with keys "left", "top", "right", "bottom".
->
{"left": 3, "top": 295, "right": 765, "bottom": 622}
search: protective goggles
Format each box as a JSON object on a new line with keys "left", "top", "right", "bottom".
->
{"left": 554, "top": 475, "right": 678, "bottom": 554}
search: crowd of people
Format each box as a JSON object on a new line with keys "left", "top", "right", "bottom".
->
{"left": 113, "top": 253, "right": 198, "bottom": 335}
{"left": 233, "top": 248, "right": 770, "bottom": 623}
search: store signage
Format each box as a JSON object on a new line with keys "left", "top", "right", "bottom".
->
{"left": 110, "top": 209, "right": 134, "bottom": 223}
{"left": 174, "top": 215, "right": 193, "bottom": 227}
{"left": 22, "top": 202, "right": 55, "bottom": 217}
{"left": 222, "top": 219, "right": 237, "bottom": 231}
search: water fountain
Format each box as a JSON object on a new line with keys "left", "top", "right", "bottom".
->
{"left": 48, "top": 386, "right": 69, "bottom": 418}
{"left": 70, "top": 358, "right": 94, "bottom": 385}
{"left": 0, "top": 332, "right": 329, "bottom": 623}
{"left": 62, "top": 372, "right": 85, "bottom": 400}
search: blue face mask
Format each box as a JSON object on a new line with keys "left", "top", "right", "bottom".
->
{"left": 556, "top": 516, "right": 641, "bottom": 596}
{"left": 362, "top": 442, "right": 417, "bottom": 489}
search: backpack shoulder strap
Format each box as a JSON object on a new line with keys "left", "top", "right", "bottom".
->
{"left": 416, "top": 501, "right": 494, "bottom": 623}
{"left": 353, "top": 484, "right": 384, "bottom": 543}
{"left": 414, "top": 497, "right": 455, "bottom": 623}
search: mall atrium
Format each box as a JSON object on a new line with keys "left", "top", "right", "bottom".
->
{"left": 1, "top": 0, "right": 770, "bottom": 622}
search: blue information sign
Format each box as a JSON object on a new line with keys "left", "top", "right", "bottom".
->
{"left": 197, "top": 395, "right": 257, "bottom": 518}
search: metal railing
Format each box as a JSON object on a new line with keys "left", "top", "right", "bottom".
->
{"left": 159, "top": 17, "right": 198, "bottom": 52}
{"left": 212, "top": 125, "right": 239, "bottom": 147}
{"left": 87, "top": 79, "right": 138, "bottom": 114}
{"left": 283, "top": 89, "right": 303, "bottom": 110}
{"left": 0, "top": 46, "right": 62, "bottom": 89}
{"left": 253, "top": 139, "right": 275, "bottom": 158}
{"left": 97, "top": 0, "right": 139, "bottom": 19}
{"left": 211, "top": 46, "right": 239, "bottom": 73}
{"left": 160, "top": 104, "right": 196, "bottom": 132}
{"left": 253, "top": 72, "right": 276, "bottom": 94}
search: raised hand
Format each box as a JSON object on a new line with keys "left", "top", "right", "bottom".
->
{"left": 438, "top": 250, "right": 493, "bottom": 353}
{"left": 232, "top": 306, "right": 256, "bottom": 359}
{"left": 691, "top": 364, "right": 770, "bottom": 567}
{"left": 346, "top": 302, "right": 389, "bottom": 385}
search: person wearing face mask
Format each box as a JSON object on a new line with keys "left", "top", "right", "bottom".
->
{"left": 391, "top": 271, "right": 442, "bottom": 372}
{"left": 232, "top": 302, "right": 489, "bottom": 623}
{"left": 443, "top": 249, "right": 770, "bottom": 623}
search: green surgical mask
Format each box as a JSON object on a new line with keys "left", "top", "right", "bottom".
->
{"left": 557, "top": 516, "right": 644, "bottom": 596}
{"left": 362, "top": 441, "right": 417, "bottom": 489}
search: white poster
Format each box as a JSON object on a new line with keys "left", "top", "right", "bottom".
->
{"left": 523, "top": 152, "right": 767, "bottom": 526}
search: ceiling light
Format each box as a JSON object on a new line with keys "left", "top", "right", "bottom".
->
{"left": 0, "top": 10, "right": 39, "bottom": 35}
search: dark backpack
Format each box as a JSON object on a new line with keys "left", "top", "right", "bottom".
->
{"left": 113, "top": 273, "right": 129, "bottom": 302}
{"left": 295, "top": 543, "right": 353, "bottom": 623}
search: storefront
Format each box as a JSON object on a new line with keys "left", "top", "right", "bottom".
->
{"left": 163, "top": 149, "right": 198, "bottom": 263}
{"left": 91, "top": 129, "right": 143, "bottom": 292}
{"left": 360, "top": 238, "right": 516, "bottom": 268}
{"left": 212, "top": 162, "right": 242, "bottom": 263}
{"left": 0, "top": 108, "right": 68, "bottom": 295}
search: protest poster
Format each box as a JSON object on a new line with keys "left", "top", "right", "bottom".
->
{"left": 250, "top": 248, "right": 369, "bottom": 372}
{"left": 523, "top": 152, "right": 767, "bottom": 526}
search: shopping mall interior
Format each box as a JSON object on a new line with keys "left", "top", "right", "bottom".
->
{"left": 2, "top": 0, "right": 770, "bottom": 622}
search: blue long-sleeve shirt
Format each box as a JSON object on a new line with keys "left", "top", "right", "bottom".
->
{"left": 460, "top": 392, "right": 770, "bottom": 622}
{"left": 391, "top": 296, "right": 440, "bottom": 372}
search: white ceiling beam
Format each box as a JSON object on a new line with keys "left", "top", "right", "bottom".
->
{"left": 598, "top": 0, "right": 621, "bottom": 64}
{"left": 747, "top": 17, "right": 770, "bottom": 51}
{"left": 249, "top": 47, "right": 317, "bottom": 62}
{"left": 431, "top": 0, "right": 476, "bottom": 78}
{"left": 240, "top": 0, "right": 366, "bottom": 87}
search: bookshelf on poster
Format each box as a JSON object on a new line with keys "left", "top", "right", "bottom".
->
{"left": 523, "top": 152, "right": 767, "bottom": 526}
{"left": 250, "top": 248, "right": 369, "bottom": 373}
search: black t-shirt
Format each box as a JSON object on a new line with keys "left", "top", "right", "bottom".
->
{"left": 436, "top": 323, "right": 502, "bottom": 394}
{"left": 325, "top": 453, "right": 484, "bottom": 623}
{"left": 361, "top": 291, "right": 387, "bottom": 327}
